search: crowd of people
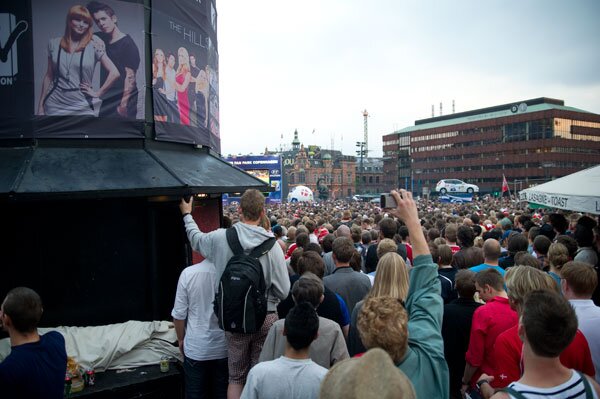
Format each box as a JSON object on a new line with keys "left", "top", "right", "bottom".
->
{"left": 2, "top": 189, "right": 600, "bottom": 398}
{"left": 175, "top": 190, "right": 600, "bottom": 399}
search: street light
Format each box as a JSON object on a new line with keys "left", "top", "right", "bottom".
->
{"left": 356, "top": 141, "right": 366, "bottom": 195}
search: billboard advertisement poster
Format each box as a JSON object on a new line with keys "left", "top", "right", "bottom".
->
{"left": 439, "top": 194, "right": 473, "bottom": 204}
{"left": 0, "top": 1, "right": 33, "bottom": 137}
{"left": 31, "top": 0, "right": 145, "bottom": 137}
{"left": 151, "top": 0, "right": 220, "bottom": 152}
{"left": 224, "top": 156, "right": 282, "bottom": 204}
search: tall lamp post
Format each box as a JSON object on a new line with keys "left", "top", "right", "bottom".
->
{"left": 356, "top": 141, "right": 366, "bottom": 195}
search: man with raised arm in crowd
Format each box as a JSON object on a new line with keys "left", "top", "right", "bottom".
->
{"left": 180, "top": 189, "right": 290, "bottom": 399}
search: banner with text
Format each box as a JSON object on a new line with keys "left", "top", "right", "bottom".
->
{"left": 151, "top": 0, "right": 220, "bottom": 151}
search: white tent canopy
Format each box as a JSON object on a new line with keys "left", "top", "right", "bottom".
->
{"left": 519, "top": 165, "right": 600, "bottom": 214}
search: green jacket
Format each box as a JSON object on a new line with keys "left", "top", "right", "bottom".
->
{"left": 398, "top": 254, "right": 449, "bottom": 399}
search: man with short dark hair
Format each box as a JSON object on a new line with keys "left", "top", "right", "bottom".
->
{"left": 0, "top": 287, "right": 67, "bottom": 399}
{"left": 277, "top": 252, "right": 350, "bottom": 338}
{"left": 499, "top": 233, "right": 528, "bottom": 269}
{"left": 323, "top": 237, "right": 371, "bottom": 311}
{"left": 532, "top": 235, "right": 552, "bottom": 270}
{"left": 180, "top": 189, "right": 290, "bottom": 399}
{"left": 434, "top": 244, "right": 458, "bottom": 304}
{"left": 87, "top": 1, "right": 140, "bottom": 118}
{"left": 453, "top": 225, "right": 484, "bottom": 269}
{"left": 241, "top": 303, "right": 327, "bottom": 399}
{"left": 486, "top": 291, "right": 600, "bottom": 398}
{"left": 574, "top": 225, "right": 599, "bottom": 266}
{"left": 260, "top": 274, "right": 348, "bottom": 368}
{"left": 461, "top": 269, "right": 517, "bottom": 396}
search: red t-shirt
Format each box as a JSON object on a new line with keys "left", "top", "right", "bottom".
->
{"left": 449, "top": 244, "right": 461, "bottom": 254}
{"left": 405, "top": 243, "right": 413, "bottom": 263}
{"left": 465, "top": 296, "right": 518, "bottom": 384}
{"left": 491, "top": 325, "right": 595, "bottom": 388}
{"left": 285, "top": 243, "right": 297, "bottom": 259}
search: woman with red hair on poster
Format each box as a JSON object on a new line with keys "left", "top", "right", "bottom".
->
{"left": 37, "top": 5, "right": 119, "bottom": 116}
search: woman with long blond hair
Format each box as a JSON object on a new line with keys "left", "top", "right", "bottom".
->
{"left": 194, "top": 67, "right": 209, "bottom": 128}
{"left": 37, "top": 5, "right": 119, "bottom": 116}
{"left": 173, "top": 47, "right": 191, "bottom": 125}
{"left": 151, "top": 48, "right": 167, "bottom": 122}
{"left": 348, "top": 251, "right": 409, "bottom": 356}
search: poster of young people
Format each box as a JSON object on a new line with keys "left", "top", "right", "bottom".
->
{"left": 31, "top": 0, "right": 145, "bottom": 137}
{"left": 151, "top": 0, "right": 220, "bottom": 152}
{"left": 0, "top": 1, "right": 34, "bottom": 138}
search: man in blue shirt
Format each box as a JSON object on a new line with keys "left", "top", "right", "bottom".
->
{"left": 470, "top": 239, "right": 506, "bottom": 276}
{"left": 0, "top": 287, "right": 67, "bottom": 399}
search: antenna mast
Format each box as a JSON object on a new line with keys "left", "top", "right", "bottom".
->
{"left": 362, "top": 109, "right": 369, "bottom": 156}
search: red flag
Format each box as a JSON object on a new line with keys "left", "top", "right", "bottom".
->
{"left": 501, "top": 174, "right": 509, "bottom": 193}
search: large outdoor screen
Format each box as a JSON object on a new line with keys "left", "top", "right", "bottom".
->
{"left": 224, "top": 156, "right": 282, "bottom": 204}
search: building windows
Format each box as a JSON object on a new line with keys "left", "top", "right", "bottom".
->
{"left": 504, "top": 122, "right": 527, "bottom": 142}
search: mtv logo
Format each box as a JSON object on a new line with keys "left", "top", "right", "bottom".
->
{"left": 0, "top": 14, "right": 28, "bottom": 78}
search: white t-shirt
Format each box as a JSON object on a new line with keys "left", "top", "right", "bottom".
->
{"left": 241, "top": 356, "right": 327, "bottom": 399}
{"left": 171, "top": 260, "right": 227, "bottom": 361}
{"left": 164, "top": 67, "right": 177, "bottom": 101}
{"left": 570, "top": 299, "right": 600, "bottom": 384}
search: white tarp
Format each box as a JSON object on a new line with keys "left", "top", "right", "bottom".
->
{"left": 519, "top": 165, "right": 600, "bottom": 214}
{"left": 0, "top": 320, "right": 182, "bottom": 371}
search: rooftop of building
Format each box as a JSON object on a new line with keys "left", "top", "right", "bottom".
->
{"left": 394, "top": 97, "right": 594, "bottom": 134}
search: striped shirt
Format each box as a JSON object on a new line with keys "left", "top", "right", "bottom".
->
{"left": 506, "top": 370, "right": 598, "bottom": 399}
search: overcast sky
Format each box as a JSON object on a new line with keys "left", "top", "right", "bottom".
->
{"left": 216, "top": 0, "right": 600, "bottom": 157}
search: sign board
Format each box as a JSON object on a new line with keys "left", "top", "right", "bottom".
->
{"left": 224, "top": 155, "right": 282, "bottom": 204}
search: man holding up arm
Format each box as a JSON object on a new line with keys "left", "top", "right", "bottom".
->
{"left": 180, "top": 189, "right": 290, "bottom": 399}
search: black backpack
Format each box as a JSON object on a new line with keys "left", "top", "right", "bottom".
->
{"left": 214, "top": 228, "right": 276, "bottom": 333}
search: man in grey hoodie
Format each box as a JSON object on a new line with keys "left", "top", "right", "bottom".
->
{"left": 180, "top": 189, "right": 290, "bottom": 399}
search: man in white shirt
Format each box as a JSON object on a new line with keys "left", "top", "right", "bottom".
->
{"left": 172, "top": 260, "right": 228, "bottom": 399}
{"left": 241, "top": 302, "right": 327, "bottom": 399}
{"left": 562, "top": 261, "right": 600, "bottom": 384}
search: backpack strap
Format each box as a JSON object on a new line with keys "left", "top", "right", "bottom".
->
{"left": 575, "top": 371, "right": 594, "bottom": 399}
{"left": 226, "top": 228, "right": 244, "bottom": 256}
{"left": 499, "top": 386, "right": 528, "bottom": 399}
{"left": 250, "top": 237, "right": 276, "bottom": 259}
{"left": 226, "top": 228, "right": 276, "bottom": 258}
